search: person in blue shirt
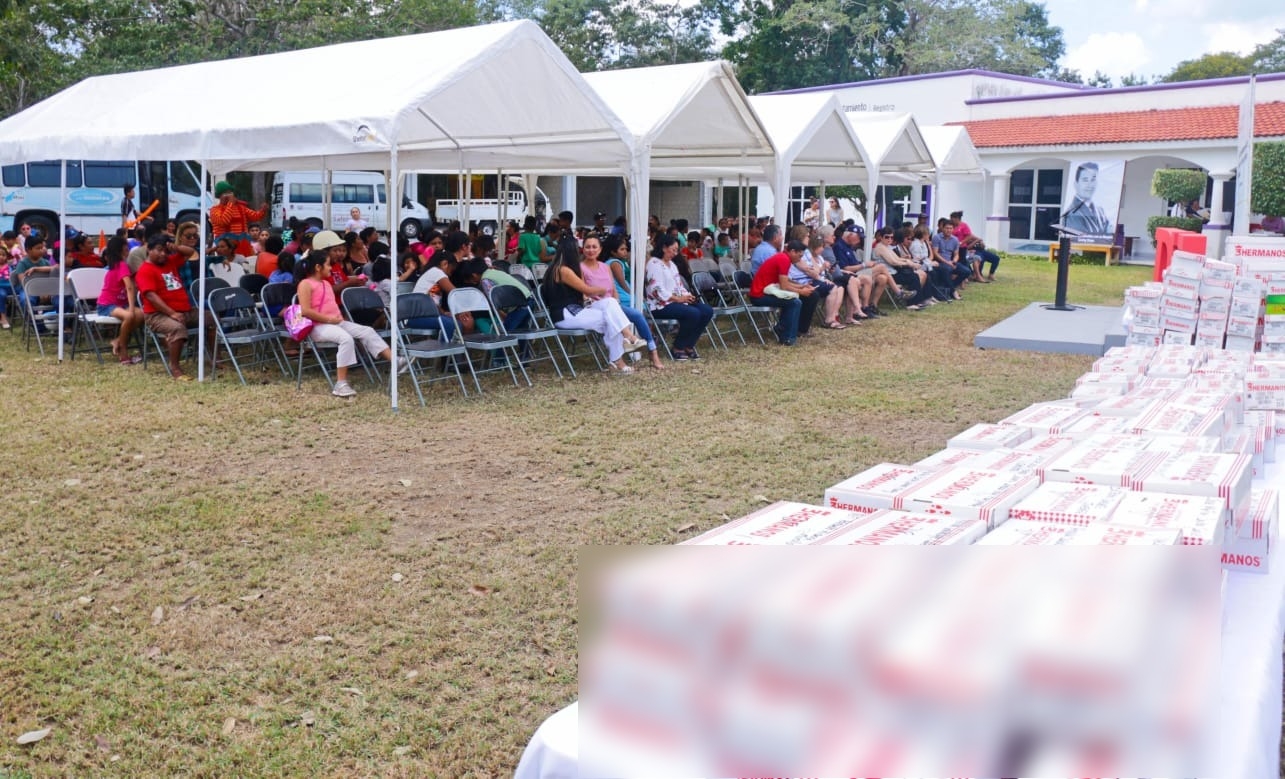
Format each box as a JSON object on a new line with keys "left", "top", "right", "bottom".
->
{"left": 750, "top": 224, "right": 782, "bottom": 274}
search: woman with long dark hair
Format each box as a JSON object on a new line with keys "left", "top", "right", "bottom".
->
{"left": 643, "top": 234, "right": 713, "bottom": 360}
{"left": 541, "top": 236, "right": 645, "bottom": 374}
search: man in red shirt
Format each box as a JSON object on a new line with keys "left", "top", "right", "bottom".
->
{"left": 748, "top": 239, "right": 815, "bottom": 346}
{"left": 135, "top": 233, "right": 204, "bottom": 380}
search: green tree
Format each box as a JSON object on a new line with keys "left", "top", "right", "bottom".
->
{"left": 1118, "top": 72, "right": 1148, "bottom": 87}
{"left": 1162, "top": 51, "right": 1253, "bottom": 82}
{"left": 0, "top": 3, "right": 73, "bottom": 116}
{"left": 1251, "top": 29, "right": 1285, "bottom": 73}
{"left": 538, "top": 0, "right": 720, "bottom": 71}
{"left": 1252, "top": 141, "right": 1285, "bottom": 218}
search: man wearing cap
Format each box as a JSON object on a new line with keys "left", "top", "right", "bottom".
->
{"left": 590, "top": 212, "right": 608, "bottom": 240}
{"left": 209, "top": 181, "right": 268, "bottom": 257}
{"left": 312, "top": 230, "right": 367, "bottom": 295}
{"left": 135, "top": 233, "right": 206, "bottom": 380}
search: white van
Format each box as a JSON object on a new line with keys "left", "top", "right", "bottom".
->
{"left": 270, "top": 171, "right": 432, "bottom": 239}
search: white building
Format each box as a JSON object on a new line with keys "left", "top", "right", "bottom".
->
{"left": 776, "top": 69, "right": 1285, "bottom": 258}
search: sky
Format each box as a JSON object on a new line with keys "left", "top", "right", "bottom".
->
{"left": 1044, "top": 0, "right": 1285, "bottom": 83}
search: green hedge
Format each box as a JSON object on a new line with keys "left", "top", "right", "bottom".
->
{"left": 1146, "top": 215, "right": 1204, "bottom": 246}
{"left": 1151, "top": 168, "right": 1207, "bottom": 205}
{"left": 1252, "top": 141, "right": 1285, "bottom": 217}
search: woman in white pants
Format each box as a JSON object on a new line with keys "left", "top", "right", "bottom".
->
{"left": 297, "top": 252, "right": 406, "bottom": 397}
{"left": 541, "top": 242, "right": 646, "bottom": 374}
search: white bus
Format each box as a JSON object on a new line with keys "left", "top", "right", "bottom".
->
{"left": 0, "top": 159, "right": 208, "bottom": 239}
{"left": 270, "top": 171, "right": 433, "bottom": 239}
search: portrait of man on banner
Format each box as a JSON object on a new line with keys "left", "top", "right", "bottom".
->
{"left": 1061, "top": 159, "right": 1125, "bottom": 244}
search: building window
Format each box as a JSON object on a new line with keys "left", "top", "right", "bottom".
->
{"left": 1008, "top": 168, "right": 1063, "bottom": 241}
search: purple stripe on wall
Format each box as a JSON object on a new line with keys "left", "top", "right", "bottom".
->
{"left": 985, "top": 216, "right": 1011, "bottom": 221}
{"left": 764, "top": 68, "right": 1093, "bottom": 96}
{"left": 966, "top": 71, "right": 1285, "bottom": 106}
{"left": 1205, "top": 224, "right": 1231, "bottom": 230}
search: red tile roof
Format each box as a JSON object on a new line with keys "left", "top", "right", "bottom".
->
{"left": 956, "top": 102, "right": 1285, "bottom": 148}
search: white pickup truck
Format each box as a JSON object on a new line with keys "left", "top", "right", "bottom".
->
{"left": 433, "top": 178, "right": 547, "bottom": 236}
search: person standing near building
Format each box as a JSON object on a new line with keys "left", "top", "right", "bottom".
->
{"left": 209, "top": 181, "right": 268, "bottom": 257}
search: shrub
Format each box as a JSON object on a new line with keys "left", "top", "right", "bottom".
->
{"left": 1146, "top": 215, "right": 1204, "bottom": 246}
{"left": 1252, "top": 141, "right": 1285, "bottom": 217}
{"left": 1150, "top": 168, "right": 1207, "bottom": 205}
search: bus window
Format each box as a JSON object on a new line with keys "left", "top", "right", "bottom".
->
{"left": 27, "top": 160, "right": 82, "bottom": 188}
{"left": 170, "top": 162, "right": 200, "bottom": 197}
{"left": 84, "top": 161, "right": 137, "bottom": 189}
{"left": 290, "top": 183, "right": 323, "bottom": 203}
{"left": 333, "top": 184, "right": 373, "bottom": 204}
{"left": 2, "top": 165, "right": 24, "bottom": 187}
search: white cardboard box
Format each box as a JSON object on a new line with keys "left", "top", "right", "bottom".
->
{"left": 1107, "top": 491, "right": 1226, "bottom": 546}
{"left": 1223, "top": 489, "right": 1277, "bottom": 574}
{"left": 815, "top": 509, "right": 988, "bottom": 546}
{"left": 946, "top": 423, "right": 1032, "bottom": 451}
{"left": 976, "top": 520, "right": 1179, "bottom": 545}
{"left": 998, "top": 403, "right": 1088, "bottom": 434}
{"left": 1129, "top": 452, "right": 1253, "bottom": 515}
{"left": 824, "top": 464, "right": 942, "bottom": 514}
{"left": 685, "top": 501, "right": 872, "bottom": 545}
{"left": 1008, "top": 482, "right": 1126, "bottom": 526}
{"left": 1224, "top": 334, "right": 1257, "bottom": 352}
{"left": 967, "top": 448, "right": 1054, "bottom": 477}
{"left": 900, "top": 468, "right": 1040, "bottom": 530}
{"left": 1011, "top": 434, "right": 1079, "bottom": 458}
{"left": 914, "top": 448, "right": 984, "bottom": 470}
{"left": 1069, "top": 524, "right": 1183, "bottom": 545}
{"left": 1040, "top": 446, "right": 1165, "bottom": 487}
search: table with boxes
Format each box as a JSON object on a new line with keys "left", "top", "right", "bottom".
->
{"left": 516, "top": 343, "right": 1285, "bottom": 779}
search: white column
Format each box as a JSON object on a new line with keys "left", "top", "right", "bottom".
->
{"left": 984, "top": 173, "right": 1010, "bottom": 254}
{"left": 562, "top": 175, "right": 577, "bottom": 220}
{"left": 1206, "top": 171, "right": 1234, "bottom": 259}
{"left": 909, "top": 184, "right": 925, "bottom": 219}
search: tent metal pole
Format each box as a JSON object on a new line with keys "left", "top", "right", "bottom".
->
{"left": 464, "top": 168, "right": 473, "bottom": 232}
{"left": 739, "top": 175, "right": 746, "bottom": 265}
{"left": 497, "top": 168, "right": 505, "bottom": 249}
{"left": 389, "top": 146, "right": 400, "bottom": 410}
{"left": 56, "top": 159, "right": 67, "bottom": 361}
{"left": 197, "top": 162, "right": 209, "bottom": 381}
{"left": 322, "top": 159, "right": 331, "bottom": 231}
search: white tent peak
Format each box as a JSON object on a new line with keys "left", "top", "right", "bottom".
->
{"left": 583, "top": 61, "right": 774, "bottom": 172}
{"left": 919, "top": 125, "right": 983, "bottom": 177}
{"left": 847, "top": 112, "right": 934, "bottom": 174}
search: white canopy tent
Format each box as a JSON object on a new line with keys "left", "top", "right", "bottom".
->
{"left": 0, "top": 20, "right": 638, "bottom": 407}
{"left": 582, "top": 62, "right": 776, "bottom": 294}
{"left": 847, "top": 113, "right": 935, "bottom": 227}
{"left": 884, "top": 125, "right": 984, "bottom": 225}
{"left": 746, "top": 92, "right": 873, "bottom": 224}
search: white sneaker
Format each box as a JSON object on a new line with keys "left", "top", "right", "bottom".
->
{"left": 331, "top": 380, "right": 357, "bottom": 398}
{"left": 396, "top": 356, "right": 411, "bottom": 375}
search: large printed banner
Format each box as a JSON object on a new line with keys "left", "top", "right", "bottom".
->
{"left": 1062, "top": 158, "right": 1126, "bottom": 245}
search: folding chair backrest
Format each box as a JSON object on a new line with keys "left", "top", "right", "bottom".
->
{"left": 393, "top": 292, "right": 438, "bottom": 324}
{"left": 719, "top": 261, "right": 738, "bottom": 280}
{"left": 395, "top": 281, "right": 415, "bottom": 296}
{"left": 24, "top": 275, "right": 71, "bottom": 299}
{"left": 733, "top": 270, "right": 754, "bottom": 290}
{"left": 691, "top": 271, "right": 717, "bottom": 295}
{"left": 531, "top": 263, "right": 548, "bottom": 281}
{"left": 260, "top": 282, "right": 295, "bottom": 311}
{"left": 489, "top": 284, "right": 531, "bottom": 316}
{"left": 239, "top": 273, "right": 269, "bottom": 299}
{"left": 340, "top": 285, "right": 386, "bottom": 321}
{"left": 67, "top": 267, "right": 107, "bottom": 304}
{"left": 208, "top": 286, "right": 255, "bottom": 317}
{"left": 191, "top": 277, "right": 230, "bottom": 300}
{"left": 508, "top": 265, "right": 535, "bottom": 282}
{"left": 446, "top": 286, "right": 494, "bottom": 319}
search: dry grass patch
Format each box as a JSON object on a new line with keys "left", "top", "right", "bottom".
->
{"left": 0, "top": 258, "right": 1150, "bottom": 776}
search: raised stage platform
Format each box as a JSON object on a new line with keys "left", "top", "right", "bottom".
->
{"left": 974, "top": 302, "right": 1127, "bottom": 356}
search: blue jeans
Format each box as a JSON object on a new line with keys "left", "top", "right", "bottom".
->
{"left": 503, "top": 306, "right": 532, "bottom": 333}
{"left": 651, "top": 302, "right": 713, "bottom": 350}
{"left": 620, "top": 305, "right": 656, "bottom": 351}
{"left": 405, "top": 314, "right": 456, "bottom": 341}
{"left": 750, "top": 295, "right": 802, "bottom": 344}
{"left": 0, "top": 280, "right": 10, "bottom": 320}
{"left": 975, "top": 249, "right": 1000, "bottom": 275}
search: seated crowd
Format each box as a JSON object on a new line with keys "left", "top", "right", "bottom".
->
{"left": 2, "top": 189, "right": 997, "bottom": 393}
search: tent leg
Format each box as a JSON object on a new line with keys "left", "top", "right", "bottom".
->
{"left": 197, "top": 161, "right": 210, "bottom": 382}
{"left": 57, "top": 159, "right": 67, "bottom": 362}
{"left": 389, "top": 147, "right": 400, "bottom": 410}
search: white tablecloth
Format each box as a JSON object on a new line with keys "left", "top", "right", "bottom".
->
{"left": 516, "top": 533, "right": 1285, "bottom": 779}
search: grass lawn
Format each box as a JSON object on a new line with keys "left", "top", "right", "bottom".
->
{"left": 0, "top": 256, "right": 1151, "bottom": 777}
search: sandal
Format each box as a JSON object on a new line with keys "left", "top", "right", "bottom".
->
{"left": 172, "top": 373, "right": 193, "bottom": 382}
{"left": 824, "top": 321, "right": 847, "bottom": 330}
{"left": 119, "top": 355, "right": 143, "bottom": 365}
{"left": 610, "top": 363, "right": 634, "bottom": 375}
